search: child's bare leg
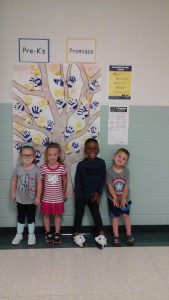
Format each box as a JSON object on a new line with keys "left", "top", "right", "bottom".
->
{"left": 112, "top": 217, "right": 119, "bottom": 237}
{"left": 44, "top": 214, "right": 50, "bottom": 232}
{"left": 54, "top": 214, "right": 62, "bottom": 233}
{"left": 122, "top": 213, "right": 131, "bottom": 236}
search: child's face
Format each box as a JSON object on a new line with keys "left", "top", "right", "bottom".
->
{"left": 20, "top": 148, "right": 35, "bottom": 166}
{"left": 85, "top": 141, "right": 99, "bottom": 160}
{"left": 46, "top": 148, "right": 60, "bottom": 165}
{"left": 113, "top": 151, "right": 129, "bottom": 167}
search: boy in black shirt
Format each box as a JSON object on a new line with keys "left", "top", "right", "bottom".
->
{"left": 73, "top": 138, "right": 107, "bottom": 249}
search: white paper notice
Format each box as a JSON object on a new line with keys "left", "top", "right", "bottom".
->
{"left": 108, "top": 105, "right": 129, "bottom": 145}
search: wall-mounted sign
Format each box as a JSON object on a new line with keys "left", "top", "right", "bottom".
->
{"left": 66, "top": 39, "right": 96, "bottom": 63}
{"left": 19, "top": 38, "right": 50, "bottom": 62}
{"left": 108, "top": 105, "right": 129, "bottom": 145}
{"left": 108, "top": 65, "right": 132, "bottom": 100}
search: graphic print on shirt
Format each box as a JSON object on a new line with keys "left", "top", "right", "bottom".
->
{"left": 112, "top": 178, "right": 126, "bottom": 196}
{"left": 47, "top": 174, "right": 59, "bottom": 185}
{"left": 19, "top": 174, "right": 36, "bottom": 192}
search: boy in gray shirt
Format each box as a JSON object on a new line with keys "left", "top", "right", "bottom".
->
{"left": 107, "top": 148, "right": 134, "bottom": 247}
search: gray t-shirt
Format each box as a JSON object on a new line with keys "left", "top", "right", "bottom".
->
{"left": 106, "top": 166, "right": 130, "bottom": 202}
{"left": 12, "top": 164, "right": 41, "bottom": 204}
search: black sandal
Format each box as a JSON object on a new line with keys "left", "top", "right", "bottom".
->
{"left": 113, "top": 236, "right": 121, "bottom": 247}
{"left": 126, "top": 235, "right": 135, "bottom": 246}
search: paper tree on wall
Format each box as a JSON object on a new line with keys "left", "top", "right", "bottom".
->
{"left": 12, "top": 63, "right": 101, "bottom": 195}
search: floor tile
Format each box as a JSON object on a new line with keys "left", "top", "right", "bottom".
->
{"left": 50, "top": 248, "right": 87, "bottom": 273}
{"left": 126, "top": 271, "right": 169, "bottom": 294}
{"left": 88, "top": 271, "right": 130, "bottom": 295}
{"left": 92, "top": 295, "right": 132, "bottom": 300}
{"left": 83, "top": 248, "right": 121, "bottom": 272}
{"left": 131, "top": 293, "right": 169, "bottom": 300}
{"left": 0, "top": 267, "right": 15, "bottom": 297}
{"left": 50, "top": 271, "right": 91, "bottom": 295}
{"left": 9, "top": 297, "right": 50, "bottom": 300}
{"left": 51, "top": 296, "right": 93, "bottom": 300}
{"left": 9, "top": 273, "right": 50, "bottom": 297}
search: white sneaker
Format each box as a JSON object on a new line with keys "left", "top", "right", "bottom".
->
{"left": 95, "top": 235, "right": 107, "bottom": 249}
{"left": 73, "top": 234, "right": 86, "bottom": 248}
{"left": 28, "top": 233, "right": 36, "bottom": 245}
{"left": 12, "top": 233, "right": 23, "bottom": 245}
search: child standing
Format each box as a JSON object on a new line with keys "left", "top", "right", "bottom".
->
{"left": 107, "top": 148, "right": 134, "bottom": 246}
{"left": 40, "top": 142, "right": 67, "bottom": 244}
{"left": 11, "top": 144, "right": 42, "bottom": 245}
{"left": 73, "top": 138, "right": 107, "bottom": 249}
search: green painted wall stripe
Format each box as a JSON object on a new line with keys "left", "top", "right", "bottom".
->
{"left": 0, "top": 104, "right": 169, "bottom": 226}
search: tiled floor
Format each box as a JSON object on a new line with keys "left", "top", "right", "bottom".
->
{"left": 0, "top": 247, "right": 169, "bottom": 299}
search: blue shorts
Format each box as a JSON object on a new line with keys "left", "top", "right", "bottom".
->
{"left": 108, "top": 198, "right": 132, "bottom": 218}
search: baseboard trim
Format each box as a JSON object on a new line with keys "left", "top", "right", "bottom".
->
{"left": 0, "top": 225, "right": 169, "bottom": 235}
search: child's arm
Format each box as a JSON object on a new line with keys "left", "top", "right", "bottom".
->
{"left": 74, "top": 163, "right": 82, "bottom": 199}
{"left": 11, "top": 176, "right": 17, "bottom": 201}
{"left": 107, "top": 183, "right": 119, "bottom": 207}
{"left": 92, "top": 160, "right": 106, "bottom": 203}
{"left": 120, "top": 184, "right": 129, "bottom": 208}
{"left": 62, "top": 174, "right": 67, "bottom": 201}
{"left": 97, "top": 160, "right": 106, "bottom": 195}
{"left": 34, "top": 179, "right": 42, "bottom": 205}
{"left": 121, "top": 168, "right": 130, "bottom": 208}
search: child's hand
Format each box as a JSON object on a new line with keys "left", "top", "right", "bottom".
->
{"left": 120, "top": 199, "right": 127, "bottom": 208}
{"left": 34, "top": 198, "right": 40, "bottom": 206}
{"left": 91, "top": 192, "right": 100, "bottom": 203}
{"left": 63, "top": 192, "right": 67, "bottom": 202}
{"left": 113, "top": 197, "right": 119, "bottom": 207}
{"left": 11, "top": 192, "right": 16, "bottom": 202}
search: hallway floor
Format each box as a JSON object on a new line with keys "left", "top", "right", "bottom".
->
{"left": 0, "top": 246, "right": 169, "bottom": 299}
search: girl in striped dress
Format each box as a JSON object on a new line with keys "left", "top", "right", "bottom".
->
{"left": 40, "top": 143, "right": 67, "bottom": 243}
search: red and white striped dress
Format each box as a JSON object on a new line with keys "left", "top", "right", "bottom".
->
{"left": 40, "top": 163, "right": 67, "bottom": 215}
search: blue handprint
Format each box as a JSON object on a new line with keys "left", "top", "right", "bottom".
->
{"left": 64, "top": 126, "right": 75, "bottom": 138}
{"left": 89, "top": 101, "right": 99, "bottom": 110}
{"left": 77, "top": 106, "right": 89, "bottom": 119}
{"left": 22, "top": 131, "right": 32, "bottom": 143}
{"left": 72, "top": 142, "right": 80, "bottom": 153}
{"left": 29, "top": 76, "right": 42, "bottom": 87}
{"left": 88, "top": 126, "right": 98, "bottom": 139}
{"left": 42, "top": 137, "right": 50, "bottom": 148}
{"left": 89, "top": 80, "right": 99, "bottom": 91}
{"left": 53, "top": 78, "right": 64, "bottom": 87}
{"left": 14, "top": 102, "right": 25, "bottom": 112}
{"left": 45, "top": 120, "right": 54, "bottom": 131}
{"left": 15, "top": 142, "right": 22, "bottom": 153}
{"left": 55, "top": 99, "right": 66, "bottom": 110}
{"left": 35, "top": 150, "right": 42, "bottom": 164}
{"left": 67, "top": 76, "right": 76, "bottom": 88}
{"left": 67, "top": 99, "right": 78, "bottom": 111}
{"left": 30, "top": 106, "right": 42, "bottom": 118}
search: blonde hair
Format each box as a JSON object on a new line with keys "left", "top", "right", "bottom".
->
{"left": 45, "top": 142, "right": 62, "bottom": 163}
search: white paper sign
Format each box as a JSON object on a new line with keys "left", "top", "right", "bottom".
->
{"left": 108, "top": 105, "right": 129, "bottom": 145}
{"left": 66, "top": 39, "right": 96, "bottom": 63}
{"left": 19, "top": 38, "right": 49, "bottom": 62}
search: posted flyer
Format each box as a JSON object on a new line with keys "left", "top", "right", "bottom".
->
{"left": 108, "top": 105, "right": 129, "bottom": 145}
{"left": 108, "top": 65, "right": 132, "bottom": 100}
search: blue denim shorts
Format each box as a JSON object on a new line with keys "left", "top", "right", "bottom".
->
{"left": 108, "top": 198, "right": 132, "bottom": 218}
